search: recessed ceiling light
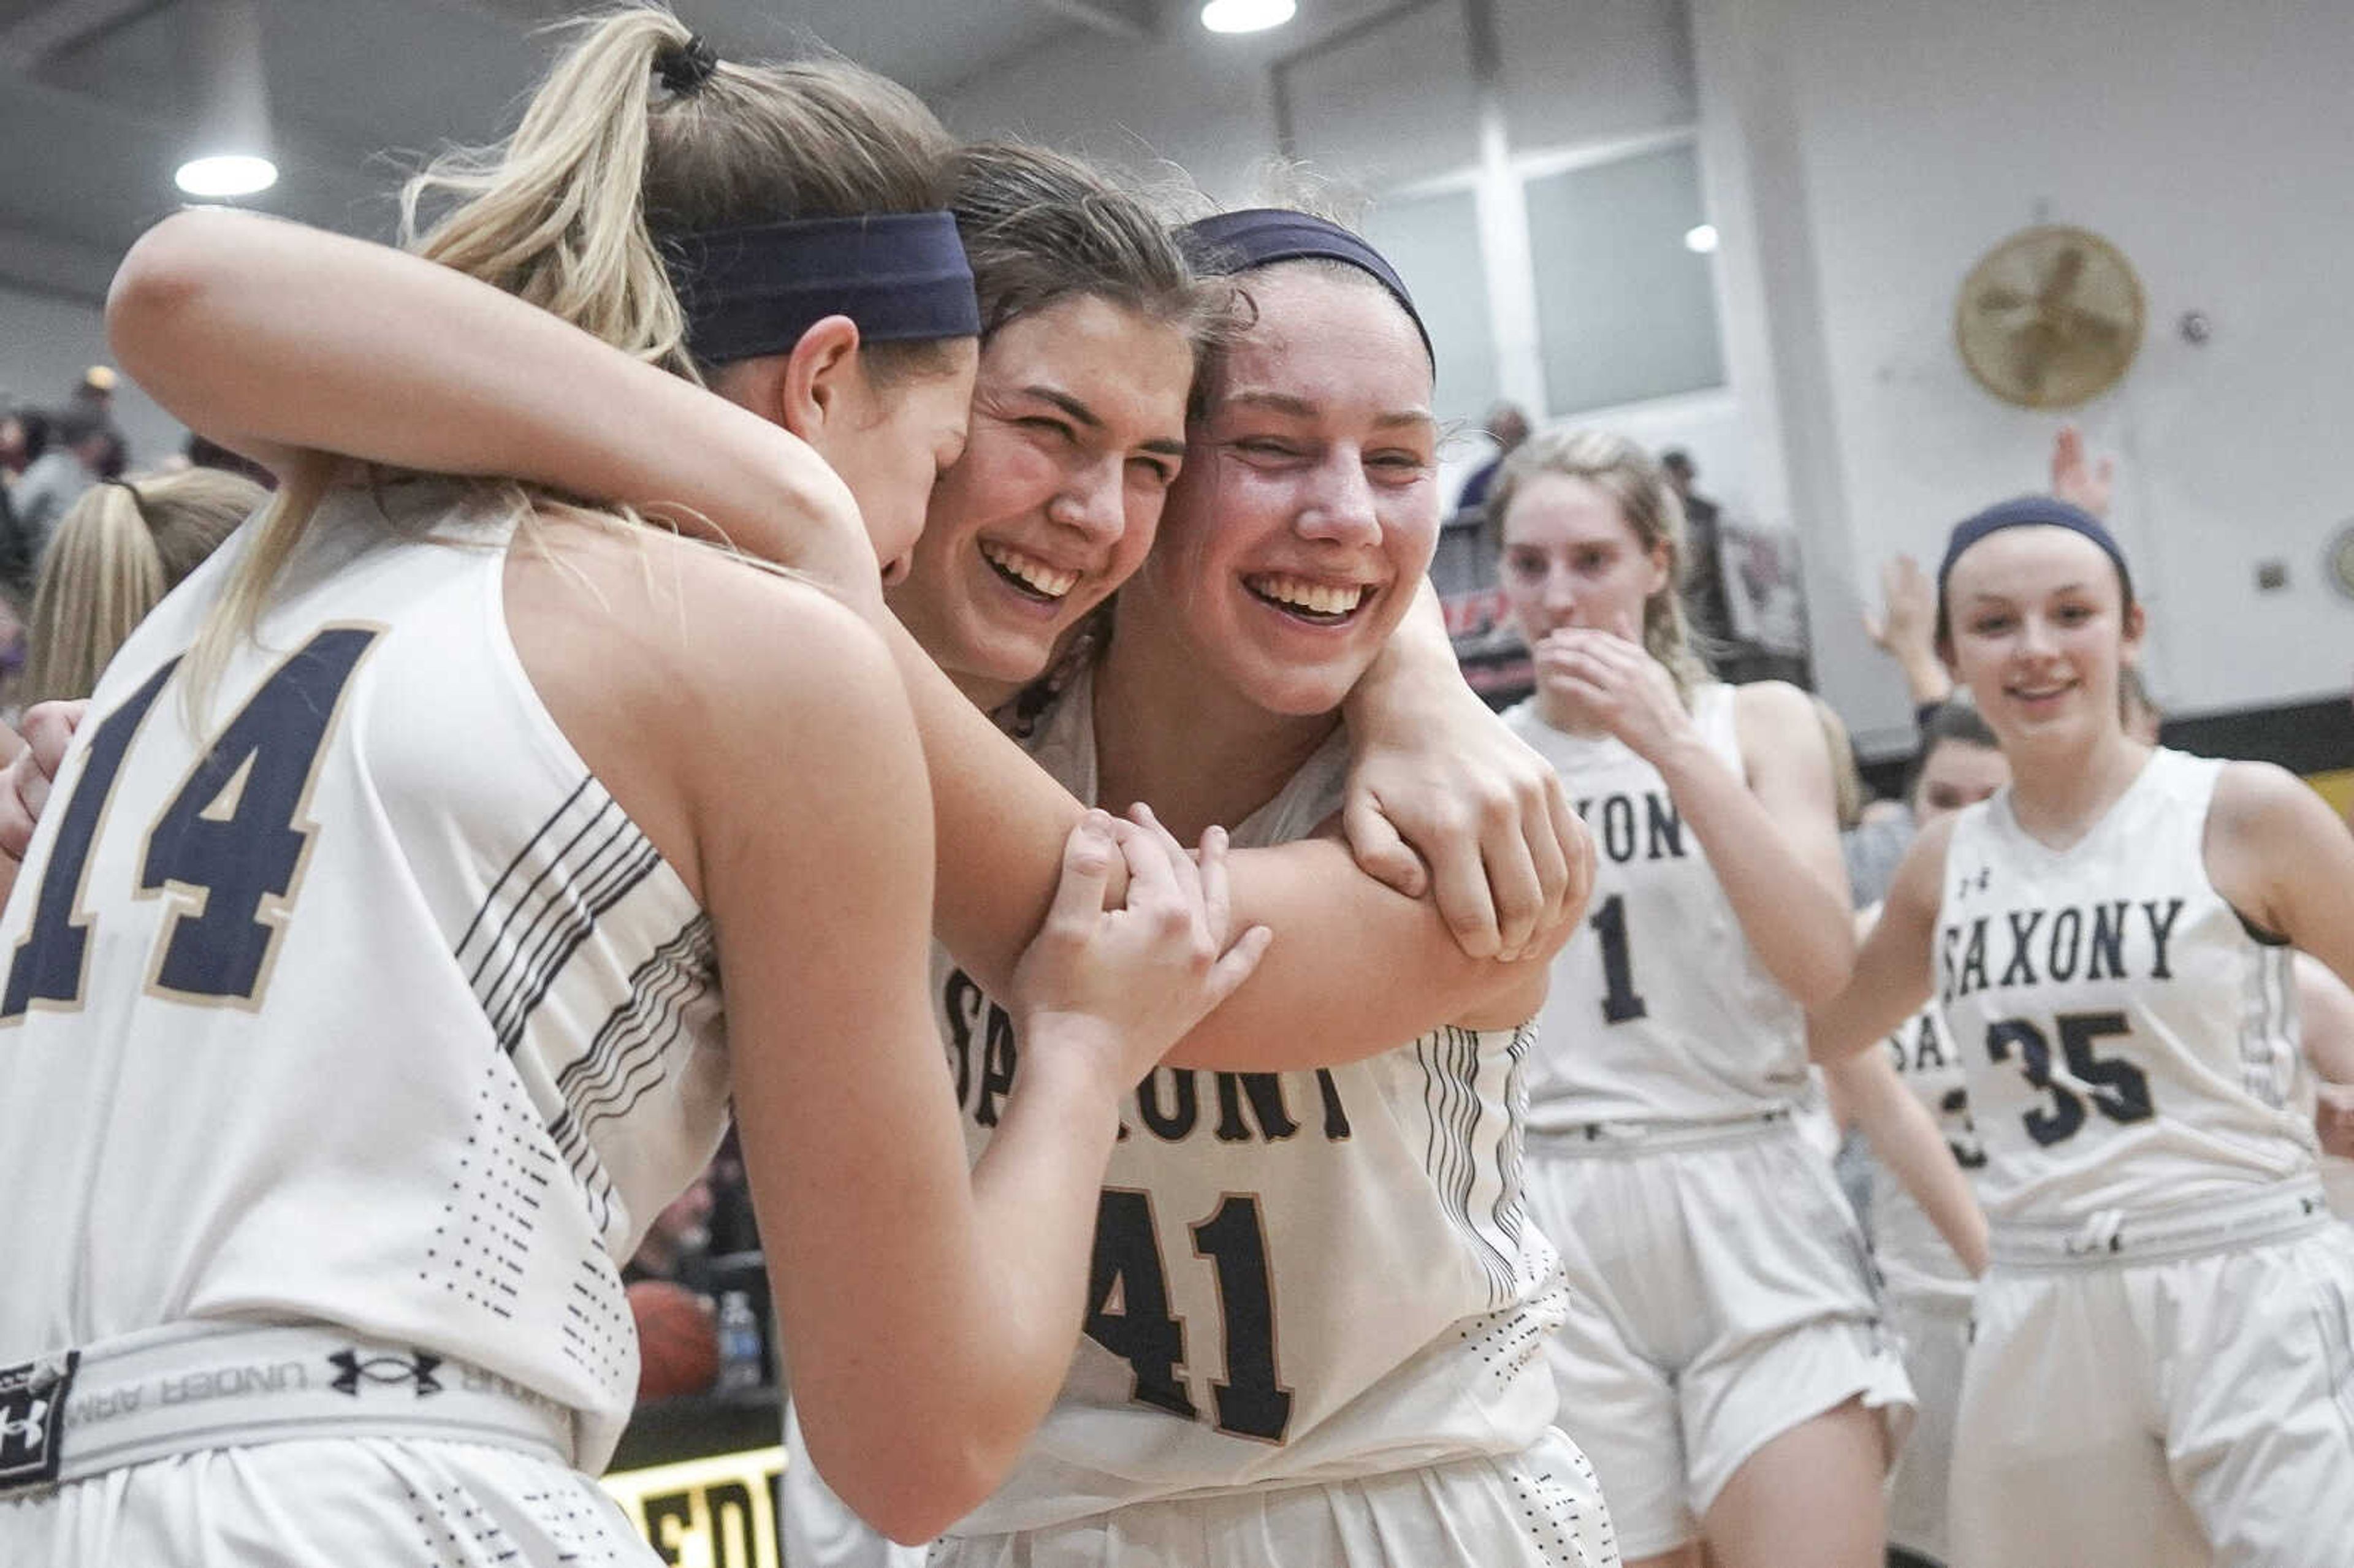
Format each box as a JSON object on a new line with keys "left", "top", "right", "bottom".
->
{"left": 1201, "top": 0, "right": 1297, "bottom": 34}
{"left": 176, "top": 154, "right": 277, "bottom": 198}
{"left": 1683, "top": 223, "right": 1719, "bottom": 254}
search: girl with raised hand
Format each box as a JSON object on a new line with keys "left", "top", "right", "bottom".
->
{"left": 1811, "top": 496, "right": 2354, "bottom": 1568}
{"left": 0, "top": 13, "right": 1264, "bottom": 1564}
{"left": 1492, "top": 428, "right": 1908, "bottom": 1568}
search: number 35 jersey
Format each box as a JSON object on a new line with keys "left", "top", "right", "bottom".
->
{"left": 1501, "top": 683, "right": 1811, "bottom": 1129}
{"left": 0, "top": 481, "right": 729, "bottom": 1470}
{"left": 939, "top": 666, "right": 1565, "bottom": 1537}
{"left": 1935, "top": 748, "right": 2314, "bottom": 1225}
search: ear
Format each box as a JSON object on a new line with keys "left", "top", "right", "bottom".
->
{"left": 779, "top": 314, "right": 865, "bottom": 439}
{"left": 2119, "top": 598, "right": 2148, "bottom": 660}
{"left": 1644, "top": 535, "right": 1674, "bottom": 598}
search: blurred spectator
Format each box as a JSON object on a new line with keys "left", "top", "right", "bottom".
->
{"left": 68, "top": 365, "right": 117, "bottom": 421}
{"left": 625, "top": 1170, "right": 718, "bottom": 1292}
{"left": 1662, "top": 448, "right": 1735, "bottom": 655}
{"left": 1, "top": 406, "right": 48, "bottom": 480}
{"left": 20, "top": 468, "right": 260, "bottom": 705}
{"left": 8, "top": 408, "right": 114, "bottom": 572}
{"left": 1454, "top": 403, "right": 1530, "bottom": 514}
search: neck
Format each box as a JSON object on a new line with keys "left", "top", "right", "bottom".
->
{"left": 2004, "top": 726, "right": 2152, "bottom": 844}
{"left": 1092, "top": 597, "right": 1338, "bottom": 843}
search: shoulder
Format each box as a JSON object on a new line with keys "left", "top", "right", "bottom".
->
{"left": 2206, "top": 756, "right": 2323, "bottom": 834}
{"left": 1731, "top": 679, "right": 1834, "bottom": 785}
{"left": 1731, "top": 678, "right": 1816, "bottom": 731}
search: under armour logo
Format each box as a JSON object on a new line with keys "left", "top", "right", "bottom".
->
{"left": 327, "top": 1349, "right": 443, "bottom": 1398}
{"left": 1956, "top": 865, "right": 1992, "bottom": 899}
{"left": 0, "top": 1351, "right": 77, "bottom": 1489}
{"left": 0, "top": 1400, "right": 48, "bottom": 1448}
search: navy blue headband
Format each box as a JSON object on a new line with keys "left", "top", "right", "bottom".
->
{"left": 663, "top": 211, "right": 980, "bottom": 367}
{"left": 1936, "top": 494, "right": 2134, "bottom": 630}
{"left": 1179, "top": 208, "right": 1433, "bottom": 365}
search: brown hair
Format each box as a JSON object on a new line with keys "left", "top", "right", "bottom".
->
{"left": 1488, "top": 427, "right": 1710, "bottom": 702}
{"left": 25, "top": 469, "right": 262, "bottom": 703}
{"left": 191, "top": 6, "right": 963, "bottom": 709}
{"left": 953, "top": 142, "right": 1228, "bottom": 354}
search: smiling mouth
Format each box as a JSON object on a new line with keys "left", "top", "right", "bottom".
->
{"left": 1243, "top": 573, "right": 1373, "bottom": 626}
{"left": 2008, "top": 681, "right": 2074, "bottom": 703}
{"left": 980, "top": 540, "right": 1080, "bottom": 603}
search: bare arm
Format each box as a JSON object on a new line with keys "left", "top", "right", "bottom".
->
{"left": 104, "top": 209, "right": 877, "bottom": 603}
{"left": 1339, "top": 577, "right": 1591, "bottom": 960}
{"left": 665, "top": 566, "right": 1258, "bottom": 1542}
{"left": 882, "top": 617, "right": 1558, "bottom": 1070}
{"left": 2299, "top": 952, "right": 2354, "bottom": 1160}
{"left": 1824, "top": 1046, "right": 1988, "bottom": 1276}
{"left": 2207, "top": 762, "right": 2354, "bottom": 995}
{"left": 1810, "top": 816, "right": 1953, "bottom": 1063}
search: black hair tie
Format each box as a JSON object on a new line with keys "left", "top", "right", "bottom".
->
{"left": 656, "top": 33, "right": 719, "bottom": 96}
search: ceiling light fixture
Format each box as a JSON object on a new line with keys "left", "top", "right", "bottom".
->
{"left": 178, "top": 0, "right": 276, "bottom": 202}
{"left": 1201, "top": 0, "right": 1297, "bottom": 34}
{"left": 1683, "top": 223, "right": 1720, "bottom": 254}
{"left": 176, "top": 153, "right": 278, "bottom": 197}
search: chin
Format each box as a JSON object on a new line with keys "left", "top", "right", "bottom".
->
{"left": 1236, "top": 662, "right": 1357, "bottom": 720}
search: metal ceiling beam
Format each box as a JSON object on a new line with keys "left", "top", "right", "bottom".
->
{"left": 1033, "top": 0, "right": 1154, "bottom": 40}
{"left": 0, "top": 0, "right": 172, "bottom": 72}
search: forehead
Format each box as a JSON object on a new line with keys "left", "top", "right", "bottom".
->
{"left": 981, "top": 293, "right": 1192, "bottom": 395}
{"left": 1947, "top": 525, "right": 2123, "bottom": 599}
{"left": 1211, "top": 268, "right": 1431, "bottom": 414}
{"left": 1501, "top": 472, "right": 1636, "bottom": 545}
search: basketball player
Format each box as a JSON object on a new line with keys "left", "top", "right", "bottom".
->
{"left": 0, "top": 14, "right": 1267, "bottom": 1563}
{"left": 1491, "top": 428, "right": 1912, "bottom": 1568}
{"left": 1811, "top": 495, "right": 2354, "bottom": 1568}
{"left": 1835, "top": 702, "right": 2008, "bottom": 1568}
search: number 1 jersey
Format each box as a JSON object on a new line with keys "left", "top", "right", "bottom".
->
{"left": 0, "top": 481, "right": 730, "bottom": 1471}
{"left": 1934, "top": 748, "right": 2314, "bottom": 1224}
{"left": 936, "top": 664, "right": 1566, "bottom": 1536}
{"left": 1502, "top": 684, "right": 1811, "bottom": 1129}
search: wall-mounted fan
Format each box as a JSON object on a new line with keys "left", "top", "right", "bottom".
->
{"left": 1955, "top": 225, "right": 2144, "bottom": 408}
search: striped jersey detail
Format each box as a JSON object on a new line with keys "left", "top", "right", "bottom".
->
{"left": 1417, "top": 1024, "right": 1525, "bottom": 1311}
{"left": 457, "top": 775, "right": 663, "bottom": 1055}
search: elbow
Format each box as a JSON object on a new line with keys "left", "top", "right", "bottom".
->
{"left": 107, "top": 211, "right": 233, "bottom": 378}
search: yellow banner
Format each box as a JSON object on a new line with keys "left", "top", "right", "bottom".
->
{"left": 601, "top": 1445, "right": 787, "bottom": 1568}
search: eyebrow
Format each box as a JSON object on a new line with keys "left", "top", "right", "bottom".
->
{"left": 1222, "top": 389, "right": 1436, "bottom": 435}
{"left": 1018, "top": 384, "right": 1187, "bottom": 460}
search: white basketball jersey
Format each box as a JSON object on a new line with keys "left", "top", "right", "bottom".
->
{"left": 1503, "top": 684, "right": 1810, "bottom": 1128}
{"left": 1868, "top": 995, "right": 1982, "bottom": 1297}
{"left": 1936, "top": 748, "right": 2314, "bottom": 1224}
{"left": 0, "top": 479, "right": 729, "bottom": 1470}
{"left": 937, "top": 666, "right": 1563, "bottom": 1536}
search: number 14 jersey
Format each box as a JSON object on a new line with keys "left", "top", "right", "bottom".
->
{"left": 1934, "top": 748, "right": 2314, "bottom": 1224}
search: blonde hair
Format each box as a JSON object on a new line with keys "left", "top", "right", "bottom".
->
{"left": 23, "top": 468, "right": 262, "bottom": 704}
{"left": 1488, "top": 427, "right": 1710, "bottom": 703}
{"left": 1808, "top": 694, "right": 1865, "bottom": 831}
{"left": 188, "top": 5, "right": 960, "bottom": 712}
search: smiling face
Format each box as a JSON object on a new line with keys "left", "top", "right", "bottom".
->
{"left": 1940, "top": 525, "right": 2144, "bottom": 751}
{"left": 1131, "top": 265, "right": 1439, "bottom": 717}
{"left": 1496, "top": 471, "right": 1671, "bottom": 647}
{"left": 887, "top": 294, "right": 1195, "bottom": 686}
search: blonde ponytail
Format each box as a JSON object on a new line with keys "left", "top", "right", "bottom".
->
{"left": 180, "top": 5, "right": 958, "bottom": 718}
{"left": 25, "top": 468, "right": 262, "bottom": 705}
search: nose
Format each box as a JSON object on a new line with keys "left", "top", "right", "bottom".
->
{"left": 1048, "top": 457, "right": 1126, "bottom": 546}
{"left": 1293, "top": 449, "right": 1382, "bottom": 550}
{"left": 2015, "top": 612, "right": 2058, "bottom": 659}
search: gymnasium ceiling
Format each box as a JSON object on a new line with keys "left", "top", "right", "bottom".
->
{"left": 0, "top": 0, "right": 1166, "bottom": 300}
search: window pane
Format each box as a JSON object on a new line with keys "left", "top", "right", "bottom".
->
{"left": 1361, "top": 187, "right": 1499, "bottom": 430}
{"left": 1524, "top": 142, "right": 1724, "bottom": 414}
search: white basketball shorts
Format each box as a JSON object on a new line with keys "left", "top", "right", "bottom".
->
{"left": 1884, "top": 1286, "right": 1971, "bottom": 1564}
{"left": 1523, "top": 1114, "right": 1914, "bottom": 1559}
{"left": 1949, "top": 1180, "right": 2354, "bottom": 1568}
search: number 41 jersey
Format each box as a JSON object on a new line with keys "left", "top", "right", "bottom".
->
{"left": 1935, "top": 748, "right": 2314, "bottom": 1224}
{"left": 936, "top": 666, "right": 1566, "bottom": 1537}
{"left": 0, "top": 481, "right": 730, "bottom": 1471}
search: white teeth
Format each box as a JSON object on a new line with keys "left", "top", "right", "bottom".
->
{"left": 981, "top": 541, "right": 1078, "bottom": 599}
{"left": 1247, "top": 574, "right": 1368, "bottom": 617}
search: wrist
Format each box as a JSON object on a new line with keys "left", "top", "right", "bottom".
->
{"left": 1007, "top": 1013, "right": 1140, "bottom": 1117}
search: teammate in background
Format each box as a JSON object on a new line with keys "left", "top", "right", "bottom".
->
{"left": 1825, "top": 701, "right": 2007, "bottom": 1568}
{"left": 0, "top": 13, "right": 1267, "bottom": 1562}
{"left": 1493, "top": 428, "right": 1908, "bottom": 1568}
{"left": 1811, "top": 495, "right": 2354, "bottom": 1568}
{"left": 18, "top": 467, "right": 260, "bottom": 706}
